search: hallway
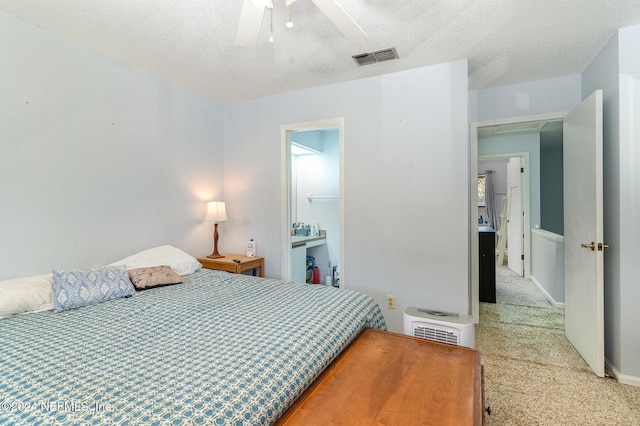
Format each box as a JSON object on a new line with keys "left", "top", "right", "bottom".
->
{"left": 476, "top": 266, "right": 640, "bottom": 425}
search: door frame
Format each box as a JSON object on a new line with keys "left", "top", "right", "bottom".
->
{"left": 479, "top": 153, "right": 529, "bottom": 275}
{"left": 281, "top": 117, "right": 345, "bottom": 285}
{"left": 470, "top": 112, "right": 566, "bottom": 323}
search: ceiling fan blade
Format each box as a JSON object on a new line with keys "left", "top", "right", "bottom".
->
{"left": 311, "top": 0, "right": 368, "bottom": 44}
{"left": 235, "top": 0, "right": 266, "bottom": 49}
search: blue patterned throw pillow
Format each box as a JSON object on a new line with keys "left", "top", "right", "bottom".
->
{"left": 52, "top": 266, "right": 136, "bottom": 312}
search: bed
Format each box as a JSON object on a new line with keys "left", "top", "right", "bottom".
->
{"left": 0, "top": 247, "right": 386, "bottom": 425}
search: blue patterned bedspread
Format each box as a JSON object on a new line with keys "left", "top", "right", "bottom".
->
{"left": 0, "top": 270, "right": 386, "bottom": 425}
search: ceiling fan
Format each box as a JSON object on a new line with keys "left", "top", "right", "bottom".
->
{"left": 235, "top": 0, "right": 368, "bottom": 48}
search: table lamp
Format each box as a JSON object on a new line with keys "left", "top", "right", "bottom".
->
{"left": 204, "top": 201, "right": 228, "bottom": 259}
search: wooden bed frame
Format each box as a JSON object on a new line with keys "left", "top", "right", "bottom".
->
{"left": 276, "top": 328, "right": 483, "bottom": 425}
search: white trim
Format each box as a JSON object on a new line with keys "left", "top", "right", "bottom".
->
{"left": 281, "top": 118, "right": 345, "bottom": 287}
{"left": 470, "top": 122, "right": 479, "bottom": 323}
{"left": 530, "top": 276, "right": 565, "bottom": 308}
{"left": 473, "top": 112, "right": 568, "bottom": 128}
{"left": 531, "top": 228, "right": 564, "bottom": 242}
{"left": 606, "top": 360, "right": 640, "bottom": 387}
{"left": 280, "top": 126, "right": 291, "bottom": 281}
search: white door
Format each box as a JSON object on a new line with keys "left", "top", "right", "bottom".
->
{"left": 507, "top": 157, "right": 523, "bottom": 275}
{"left": 563, "top": 90, "right": 605, "bottom": 377}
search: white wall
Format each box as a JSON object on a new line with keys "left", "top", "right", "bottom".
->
{"left": 0, "top": 11, "right": 225, "bottom": 279}
{"left": 223, "top": 61, "right": 470, "bottom": 333}
{"left": 582, "top": 25, "right": 640, "bottom": 382}
{"left": 469, "top": 74, "right": 582, "bottom": 122}
{"left": 531, "top": 229, "right": 564, "bottom": 305}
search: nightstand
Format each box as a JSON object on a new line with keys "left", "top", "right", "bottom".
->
{"left": 198, "top": 255, "right": 264, "bottom": 277}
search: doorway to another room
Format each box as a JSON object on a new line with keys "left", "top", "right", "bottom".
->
{"left": 476, "top": 118, "right": 565, "bottom": 308}
{"left": 478, "top": 156, "right": 525, "bottom": 277}
{"left": 477, "top": 151, "right": 557, "bottom": 312}
{"left": 471, "top": 113, "right": 566, "bottom": 323}
{"left": 473, "top": 91, "right": 606, "bottom": 379}
{"left": 281, "top": 118, "right": 344, "bottom": 287}
{"left": 473, "top": 118, "right": 573, "bottom": 395}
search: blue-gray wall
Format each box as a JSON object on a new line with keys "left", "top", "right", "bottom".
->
{"left": 223, "top": 62, "right": 470, "bottom": 333}
{"left": 539, "top": 134, "right": 564, "bottom": 235}
{"left": 0, "top": 11, "right": 225, "bottom": 279}
{"left": 582, "top": 25, "right": 640, "bottom": 383}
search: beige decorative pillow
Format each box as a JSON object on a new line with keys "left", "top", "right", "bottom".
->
{"left": 128, "top": 265, "right": 185, "bottom": 290}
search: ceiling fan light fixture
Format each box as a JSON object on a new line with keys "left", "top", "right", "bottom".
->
{"left": 236, "top": 0, "right": 366, "bottom": 49}
{"left": 286, "top": 5, "right": 294, "bottom": 28}
{"left": 269, "top": 7, "right": 274, "bottom": 42}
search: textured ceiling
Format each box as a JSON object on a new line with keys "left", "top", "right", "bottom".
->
{"left": 2, "top": 0, "right": 640, "bottom": 104}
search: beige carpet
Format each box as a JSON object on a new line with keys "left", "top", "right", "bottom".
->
{"left": 477, "top": 266, "right": 640, "bottom": 425}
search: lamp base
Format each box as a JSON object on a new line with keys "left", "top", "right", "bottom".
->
{"left": 207, "top": 223, "right": 224, "bottom": 259}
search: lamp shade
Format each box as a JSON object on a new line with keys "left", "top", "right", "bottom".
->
{"left": 204, "top": 201, "right": 228, "bottom": 223}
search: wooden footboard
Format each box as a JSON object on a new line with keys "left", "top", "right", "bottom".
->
{"left": 276, "top": 328, "right": 483, "bottom": 425}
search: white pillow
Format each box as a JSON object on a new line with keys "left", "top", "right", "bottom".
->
{"left": 0, "top": 274, "right": 54, "bottom": 319}
{"left": 108, "top": 245, "right": 201, "bottom": 276}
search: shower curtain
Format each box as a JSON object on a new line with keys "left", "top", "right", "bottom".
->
{"left": 485, "top": 170, "right": 500, "bottom": 232}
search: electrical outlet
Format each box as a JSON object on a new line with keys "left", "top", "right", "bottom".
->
{"left": 386, "top": 295, "right": 395, "bottom": 309}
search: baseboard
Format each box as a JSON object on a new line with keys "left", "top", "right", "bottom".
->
{"left": 530, "top": 276, "right": 565, "bottom": 308}
{"left": 606, "top": 359, "right": 640, "bottom": 387}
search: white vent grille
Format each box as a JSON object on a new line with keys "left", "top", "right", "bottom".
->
{"left": 403, "top": 307, "right": 475, "bottom": 348}
{"left": 412, "top": 324, "right": 460, "bottom": 345}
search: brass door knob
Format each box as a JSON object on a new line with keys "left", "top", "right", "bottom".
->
{"left": 581, "top": 242, "right": 596, "bottom": 251}
{"left": 598, "top": 243, "right": 609, "bottom": 251}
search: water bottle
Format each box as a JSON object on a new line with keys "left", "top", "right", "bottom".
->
{"left": 247, "top": 238, "right": 256, "bottom": 257}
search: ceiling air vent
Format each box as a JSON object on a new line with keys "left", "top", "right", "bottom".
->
{"left": 352, "top": 48, "right": 399, "bottom": 66}
{"left": 494, "top": 122, "right": 546, "bottom": 134}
